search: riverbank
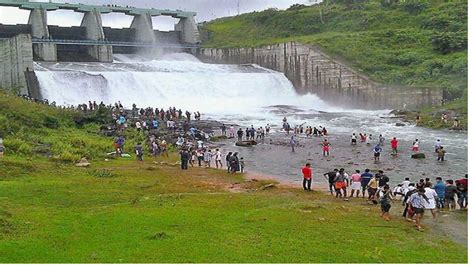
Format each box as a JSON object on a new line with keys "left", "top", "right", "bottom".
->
{"left": 393, "top": 98, "right": 468, "bottom": 130}
{"left": 0, "top": 154, "right": 467, "bottom": 263}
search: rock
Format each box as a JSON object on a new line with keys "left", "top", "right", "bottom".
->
{"left": 260, "top": 184, "right": 276, "bottom": 190}
{"left": 395, "top": 122, "right": 406, "bottom": 127}
{"left": 75, "top": 157, "right": 90, "bottom": 167}
{"left": 236, "top": 140, "right": 258, "bottom": 147}
{"left": 411, "top": 153, "right": 426, "bottom": 159}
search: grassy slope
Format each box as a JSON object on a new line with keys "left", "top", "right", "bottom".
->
{"left": 202, "top": 1, "right": 467, "bottom": 99}
{"left": 0, "top": 91, "right": 468, "bottom": 263}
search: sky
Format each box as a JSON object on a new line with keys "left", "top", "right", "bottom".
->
{"left": 0, "top": 0, "right": 315, "bottom": 30}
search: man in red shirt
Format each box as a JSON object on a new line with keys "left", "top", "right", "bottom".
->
{"left": 390, "top": 137, "right": 398, "bottom": 155}
{"left": 302, "top": 163, "right": 313, "bottom": 191}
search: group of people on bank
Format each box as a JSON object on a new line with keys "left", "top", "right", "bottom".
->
{"left": 301, "top": 163, "right": 467, "bottom": 231}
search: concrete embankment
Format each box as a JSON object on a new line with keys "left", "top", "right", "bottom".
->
{"left": 197, "top": 42, "right": 443, "bottom": 110}
{"left": 0, "top": 34, "right": 33, "bottom": 95}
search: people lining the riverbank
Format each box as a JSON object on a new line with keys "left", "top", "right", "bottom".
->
{"left": 34, "top": 94, "right": 463, "bottom": 233}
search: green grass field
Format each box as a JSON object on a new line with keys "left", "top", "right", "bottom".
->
{"left": 0, "top": 155, "right": 467, "bottom": 263}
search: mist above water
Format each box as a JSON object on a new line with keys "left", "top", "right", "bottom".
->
{"left": 35, "top": 53, "right": 338, "bottom": 120}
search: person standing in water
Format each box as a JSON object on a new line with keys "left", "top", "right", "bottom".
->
{"left": 290, "top": 136, "right": 297, "bottom": 152}
{"left": 435, "top": 139, "right": 442, "bottom": 153}
{"left": 412, "top": 139, "right": 420, "bottom": 152}
{"left": 437, "top": 146, "right": 446, "bottom": 162}
{"left": 379, "top": 134, "right": 385, "bottom": 146}
{"left": 373, "top": 144, "right": 382, "bottom": 162}
{"left": 237, "top": 128, "right": 244, "bottom": 142}
{"left": 390, "top": 137, "right": 398, "bottom": 155}
{"left": 322, "top": 139, "right": 331, "bottom": 157}
{"left": 351, "top": 133, "right": 357, "bottom": 145}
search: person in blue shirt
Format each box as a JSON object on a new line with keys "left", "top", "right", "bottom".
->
{"left": 433, "top": 177, "right": 446, "bottom": 209}
{"left": 152, "top": 119, "right": 159, "bottom": 129}
{"left": 360, "top": 169, "right": 373, "bottom": 198}
{"left": 373, "top": 144, "right": 382, "bottom": 162}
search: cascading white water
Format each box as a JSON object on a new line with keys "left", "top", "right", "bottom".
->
{"left": 34, "top": 53, "right": 333, "bottom": 117}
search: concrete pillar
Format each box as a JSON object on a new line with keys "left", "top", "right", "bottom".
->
{"left": 175, "top": 16, "right": 200, "bottom": 44}
{"left": 0, "top": 34, "right": 34, "bottom": 95}
{"left": 80, "top": 10, "right": 113, "bottom": 62}
{"left": 28, "top": 8, "right": 57, "bottom": 61}
{"left": 130, "top": 14, "right": 156, "bottom": 43}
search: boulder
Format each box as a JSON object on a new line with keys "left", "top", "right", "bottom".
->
{"left": 235, "top": 140, "right": 258, "bottom": 147}
{"left": 395, "top": 122, "right": 406, "bottom": 127}
{"left": 411, "top": 153, "right": 426, "bottom": 159}
{"left": 75, "top": 157, "right": 91, "bottom": 167}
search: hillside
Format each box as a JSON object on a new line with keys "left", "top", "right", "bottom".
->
{"left": 201, "top": 0, "right": 467, "bottom": 100}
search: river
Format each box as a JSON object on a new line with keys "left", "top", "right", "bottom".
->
{"left": 34, "top": 53, "right": 468, "bottom": 187}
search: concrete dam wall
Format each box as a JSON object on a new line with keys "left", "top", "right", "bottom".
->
{"left": 0, "top": 34, "right": 33, "bottom": 95}
{"left": 197, "top": 42, "right": 443, "bottom": 110}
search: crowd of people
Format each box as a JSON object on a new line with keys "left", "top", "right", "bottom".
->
{"left": 302, "top": 163, "right": 467, "bottom": 230}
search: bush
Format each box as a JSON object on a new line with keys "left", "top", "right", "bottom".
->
{"left": 400, "top": 2, "right": 427, "bottom": 14}
{"left": 432, "top": 31, "right": 467, "bottom": 54}
{"left": 389, "top": 51, "right": 424, "bottom": 66}
{"left": 43, "top": 116, "right": 60, "bottom": 129}
{"left": 4, "top": 138, "right": 33, "bottom": 156}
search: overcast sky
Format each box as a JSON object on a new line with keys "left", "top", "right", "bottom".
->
{"left": 0, "top": 0, "right": 314, "bottom": 30}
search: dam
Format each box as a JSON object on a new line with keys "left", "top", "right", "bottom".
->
{"left": 0, "top": 0, "right": 200, "bottom": 95}
{"left": 0, "top": 1, "right": 443, "bottom": 109}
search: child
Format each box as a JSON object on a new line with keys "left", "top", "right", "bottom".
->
{"left": 190, "top": 151, "right": 197, "bottom": 167}
{"left": 322, "top": 139, "right": 330, "bottom": 157}
{"left": 412, "top": 139, "right": 420, "bottom": 152}
{"left": 379, "top": 185, "right": 393, "bottom": 221}
{"left": 240, "top": 157, "right": 245, "bottom": 173}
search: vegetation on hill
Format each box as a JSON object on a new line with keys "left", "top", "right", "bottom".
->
{"left": 202, "top": 0, "right": 467, "bottom": 100}
{"left": 0, "top": 90, "right": 152, "bottom": 162}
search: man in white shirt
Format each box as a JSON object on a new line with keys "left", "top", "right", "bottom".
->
{"left": 401, "top": 178, "right": 411, "bottom": 190}
{"left": 423, "top": 182, "right": 438, "bottom": 220}
{"left": 215, "top": 149, "right": 223, "bottom": 168}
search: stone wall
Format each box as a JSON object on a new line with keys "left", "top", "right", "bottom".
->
{"left": 0, "top": 34, "right": 33, "bottom": 94}
{"left": 197, "top": 42, "right": 443, "bottom": 110}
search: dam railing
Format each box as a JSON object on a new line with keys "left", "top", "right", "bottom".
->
{"left": 31, "top": 38, "right": 201, "bottom": 49}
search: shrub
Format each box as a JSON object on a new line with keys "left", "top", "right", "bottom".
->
{"left": 400, "top": 2, "right": 427, "bottom": 14}
{"left": 432, "top": 31, "right": 467, "bottom": 54}
{"left": 4, "top": 138, "right": 33, "bottom": 156}
{"left": 43, "top": 116, "right": 60, "bottom": 129}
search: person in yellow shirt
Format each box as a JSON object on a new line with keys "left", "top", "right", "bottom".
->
{"left": 367, "top": 176, "right": 379, "bottom": 202}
